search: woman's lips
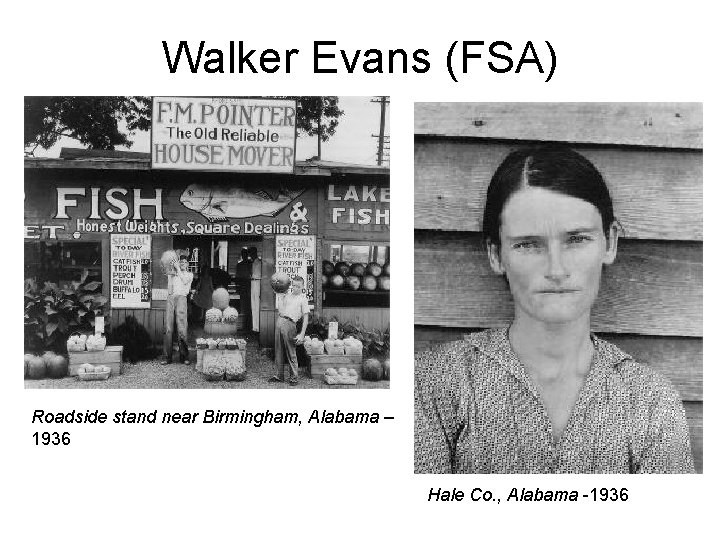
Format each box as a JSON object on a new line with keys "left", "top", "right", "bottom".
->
{"left": 537, "top": 288, "right": 580, "bottom": 294}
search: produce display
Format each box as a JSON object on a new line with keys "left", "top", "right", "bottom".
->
{"left": 205, "top": 308, "right": 223, "bottom": 322}
{"left": 203, "top": 356, "right": 226, "bottom": 382}
{"left": 381, "top": 359, "right": 390, "bottom": 380}
{"left": 321, "top": 259, "right": 390, "bottom": 292}
{"left": 222, "top": 307, "right": 239, "bottom": 323}
{"left": 44, "top": 352, "right": 69, "bottom": 379}
{"left": 211, "top": 288, "right": 230, "bottom": 310}
{"left": 324, "top": 366, "right": 359, "bottom": 385}
{"left": 225, "top": 355, "right": 247, "bottom": 381}
{"left": 85, "top": 334, "right": 106, "bottom": 351}
{"left": 361, "top": 358, "right": 384, "bottom": 381}
{"left": 66, "top": 334, "right": 88, "bottom": 352}
{"left": 77, "top": 364, "right": 111, "bottom": 381}
{"left": 25, "top": 355, "right": 46, "bottom": 380}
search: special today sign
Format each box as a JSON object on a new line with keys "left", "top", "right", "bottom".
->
{"left": 151, "top": 97, "right": 296, "bottom": 173}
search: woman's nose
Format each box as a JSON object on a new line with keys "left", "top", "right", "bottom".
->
{"left": 545, "top": 243, "right": 569, "bottom": 281}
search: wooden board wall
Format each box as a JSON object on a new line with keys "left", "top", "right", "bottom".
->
{"left": 414, "top": 103, "right": 703, "bottom": 472}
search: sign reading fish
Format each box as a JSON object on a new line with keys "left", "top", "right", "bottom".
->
{"left": 180, "top": 184, "right": 305, "bottom": 222}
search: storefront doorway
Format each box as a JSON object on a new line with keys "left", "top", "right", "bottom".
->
{"left": 171, "top": 235, "right": 262, "bottom": 343}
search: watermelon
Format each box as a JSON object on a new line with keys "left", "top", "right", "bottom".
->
{"left": 330, "top": 274, "right": 345, "bottom": 288}
{"left": 362, "top": 275, "right": 377, "bottom": 291}
{"left": 322, "top": 260, "right": 335, "bottom": 276}
{"left": 27, "top": 356, "right": 47, "bottom": 379}
{"left": 335, "top": 261, "right": 351, "bottom": 277}
{"left": 382, "top": 262, "right": 389, "bottom": 276}
{"left": 212, "top": 288, "right": 230, "bottom": 310}
{"left": 321, "top": 274, "right": 329, "bottom": 287}
{"left": 271, "top": 272, "right": 291, "bottom": 293}
{"left": 222, "top": 307, "right": 239, "bottom": 322}
{"left": 361, "top": 358, "right": 383, "bottom": 381}
{"left": 205, "top": 308, "right": 222, "bottom": 323}
{"left": 350, "top": 263, "right": 365, "bottom": 277}
{"left": 345, "top": 275, "right": 361, "bottom": 290}
{"left": 366, "top": 262, "right": 382, "bottom": 277}
{"left": 45, "top": 354, "right": 69, "bottom": 379}
{"left": 378, "top": 276, "right": 390, "bottom": 291}
{"left": 382, "top": 359, "right": 390, "bottom": 380}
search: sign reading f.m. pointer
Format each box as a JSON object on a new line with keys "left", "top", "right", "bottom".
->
{"left": 151, "top": 97, "right": 296, "bottom": 173}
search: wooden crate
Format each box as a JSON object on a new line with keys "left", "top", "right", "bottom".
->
{"left": 68, "top": 345, "right": 123, "bottom": 375}
{"left": 309, "top": 354, "right": 362, "bottom": 377}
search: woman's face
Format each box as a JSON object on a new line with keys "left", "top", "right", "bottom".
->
{"left": 489, "top": 187, "right": 617, "bottom": 325}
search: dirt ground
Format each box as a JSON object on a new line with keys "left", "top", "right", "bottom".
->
{"left": 24, "top": 333, "right": 389, "bottom": 390}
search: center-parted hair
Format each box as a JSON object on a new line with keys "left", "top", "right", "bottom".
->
{"left": 483, "top": 146, "right": 615, "bottom": 247}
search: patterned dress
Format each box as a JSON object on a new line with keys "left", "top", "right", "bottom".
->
{"left": 415, "top": 328, "right": 694, "bottom": 474}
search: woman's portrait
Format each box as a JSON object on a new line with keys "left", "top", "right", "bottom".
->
{"left": 414, "top": 103, "right": 702, "bottom": 474}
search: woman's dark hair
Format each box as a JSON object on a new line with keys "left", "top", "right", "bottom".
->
{"left": 483, "top": 146, "right": 615, "bottom": 247}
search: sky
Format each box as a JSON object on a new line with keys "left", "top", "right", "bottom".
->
{"left": 30, "top": 96, "right": 390, "bottom": 166}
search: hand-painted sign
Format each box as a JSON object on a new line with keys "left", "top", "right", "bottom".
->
{"left": 110, "top": 234, "right": 152, "bottom": 308}
{"left": 152, "top": 97, "right": 296, "bottom": 173}
{"left": 179, "top": 185, "right": 304, "bottom": 222}
{"left": 23, "top": 183, "right": 317, "bottom": 240}
{"left": 326, "top": 184, "right": 390, "bottom": 230}
{"left": 275, "top": 235, "right": 315, "bottom": 306}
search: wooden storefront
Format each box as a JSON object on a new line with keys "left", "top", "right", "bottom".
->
{"left": 414, "top": 103, "right": 703, "bottom": 471}
{"left": 24, "top": 153, "right": 389, "bottom": 351}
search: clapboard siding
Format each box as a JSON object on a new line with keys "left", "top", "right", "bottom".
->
{"left": 110, "top": 308, "right": 166, "bottom": 344}
{"left": 414, "top": 327, "right": 702, "bottom": 401}
{"left": 414, "top": 140, "right": 703, "bottom": 241}
{"left": 415, "top": 103, "right": 703, "bottom": 149}
{"left": 685, "top": 402, "right": 703, "bottom": 473}
{"left": 415, "top": 232, "right": 702, "bottom": 337}
{"left": 321, "top": 307, "right": 390, "bottom": 331}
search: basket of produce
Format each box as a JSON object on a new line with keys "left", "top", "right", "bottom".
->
{"left": 196, "top": 338, "right": 208, "bottom": 350}
{"left": 323, "top": 367, "right": 358, "bottom": 385}
{"left": 85, "top": 334, "right": 106, "bottom": 352}
{"left": 225, "top": 354, "right": 247, "bottom": 381}
{"left": 324, "top": 339, "right": 345, "bottom": 356}
{"left": 342, "top": 336, "right": 363, "bottom": 356}
{"left": 303, "top": 336, "right": 324, "bottom": 356}
{"left": 226, "top": 338, "right": 238, "bottom": 350}
{"left": 77, "top": 363, "right": 111, "bottom": 381}
{"left": 203, "top": 356, "right": 227, "bottom": 382}
{"left": 66, "top": 333, "right": 87, "bottom": 352}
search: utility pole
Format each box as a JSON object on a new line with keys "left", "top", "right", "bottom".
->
{"left": 371, "top": 96, "right": 390, "bottom": 166}
{"left": 317, "top": 106, "right": 322, "bottom": 160}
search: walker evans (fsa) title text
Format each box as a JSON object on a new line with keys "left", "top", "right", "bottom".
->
{"left": 162, "top": 40, "right": 557, "bottom": 82}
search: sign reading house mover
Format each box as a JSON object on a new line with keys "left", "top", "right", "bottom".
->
{"left": 152, "top": 97, "right": 296, "bottom": 173}
{"left": 110, "top": 234, "right": 152, "bottom": 308}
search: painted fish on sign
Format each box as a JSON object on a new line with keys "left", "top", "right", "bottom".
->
{"left": 180, "top": 184, "right": 304, "bottom": 222}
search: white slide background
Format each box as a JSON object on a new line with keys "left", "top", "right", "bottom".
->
{"left": 2, "top": 1, "right": 716, "bottom": 538}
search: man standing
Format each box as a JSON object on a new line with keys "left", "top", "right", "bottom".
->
{"left": 270, "top": 276, "right": 309, "bottom": 386}
{"left": 162, "top": 254, "right": 193, "bottom": 365}
{"left": 249, "top": 247, "right": 261, "bottom": 333}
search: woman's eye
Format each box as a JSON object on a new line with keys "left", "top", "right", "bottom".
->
{"left": 567, "top": 234, "right": 592, "bottom": 244}
{"left": 513, "top": 241, "right": 540, "bottom": 250}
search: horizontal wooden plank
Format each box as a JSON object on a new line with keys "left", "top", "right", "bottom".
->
{"left": 414, "top": 232, "right": 702, "bottom": 337}
{"left": 414, "top": 140, "right": 703, "bottom": 241}
{"left": 414, "top": 327, "right": 702, "bottom": 402}
{"left": 685, "top": 401, "right": 703, "bottom": 473}
{"left": 415, "top": 103, "right": 702, "bottom": 149}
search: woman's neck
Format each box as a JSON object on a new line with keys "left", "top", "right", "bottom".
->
{"left": 509, "top": 313, "right": 594, "bottom": 380}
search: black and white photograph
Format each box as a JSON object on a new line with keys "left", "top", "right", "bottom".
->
{"left": 24, "top": 96, "right": 390, "bottom": 389}
{"left": 414, "top": 103, "right": 702, "bottom": 473}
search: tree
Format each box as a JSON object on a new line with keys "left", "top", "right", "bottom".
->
{"left": 24, "top": 97, "right": 151, "bottom": 155}
{"left": 24, "top": 96, "right": 343, "bottom": 155}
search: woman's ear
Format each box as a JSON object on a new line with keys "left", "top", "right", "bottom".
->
{"left": 603, "top": 222, "right": 619, "bottom": 265}
{"left": 486, "top": 239, "right": 505, "bottom": 275}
